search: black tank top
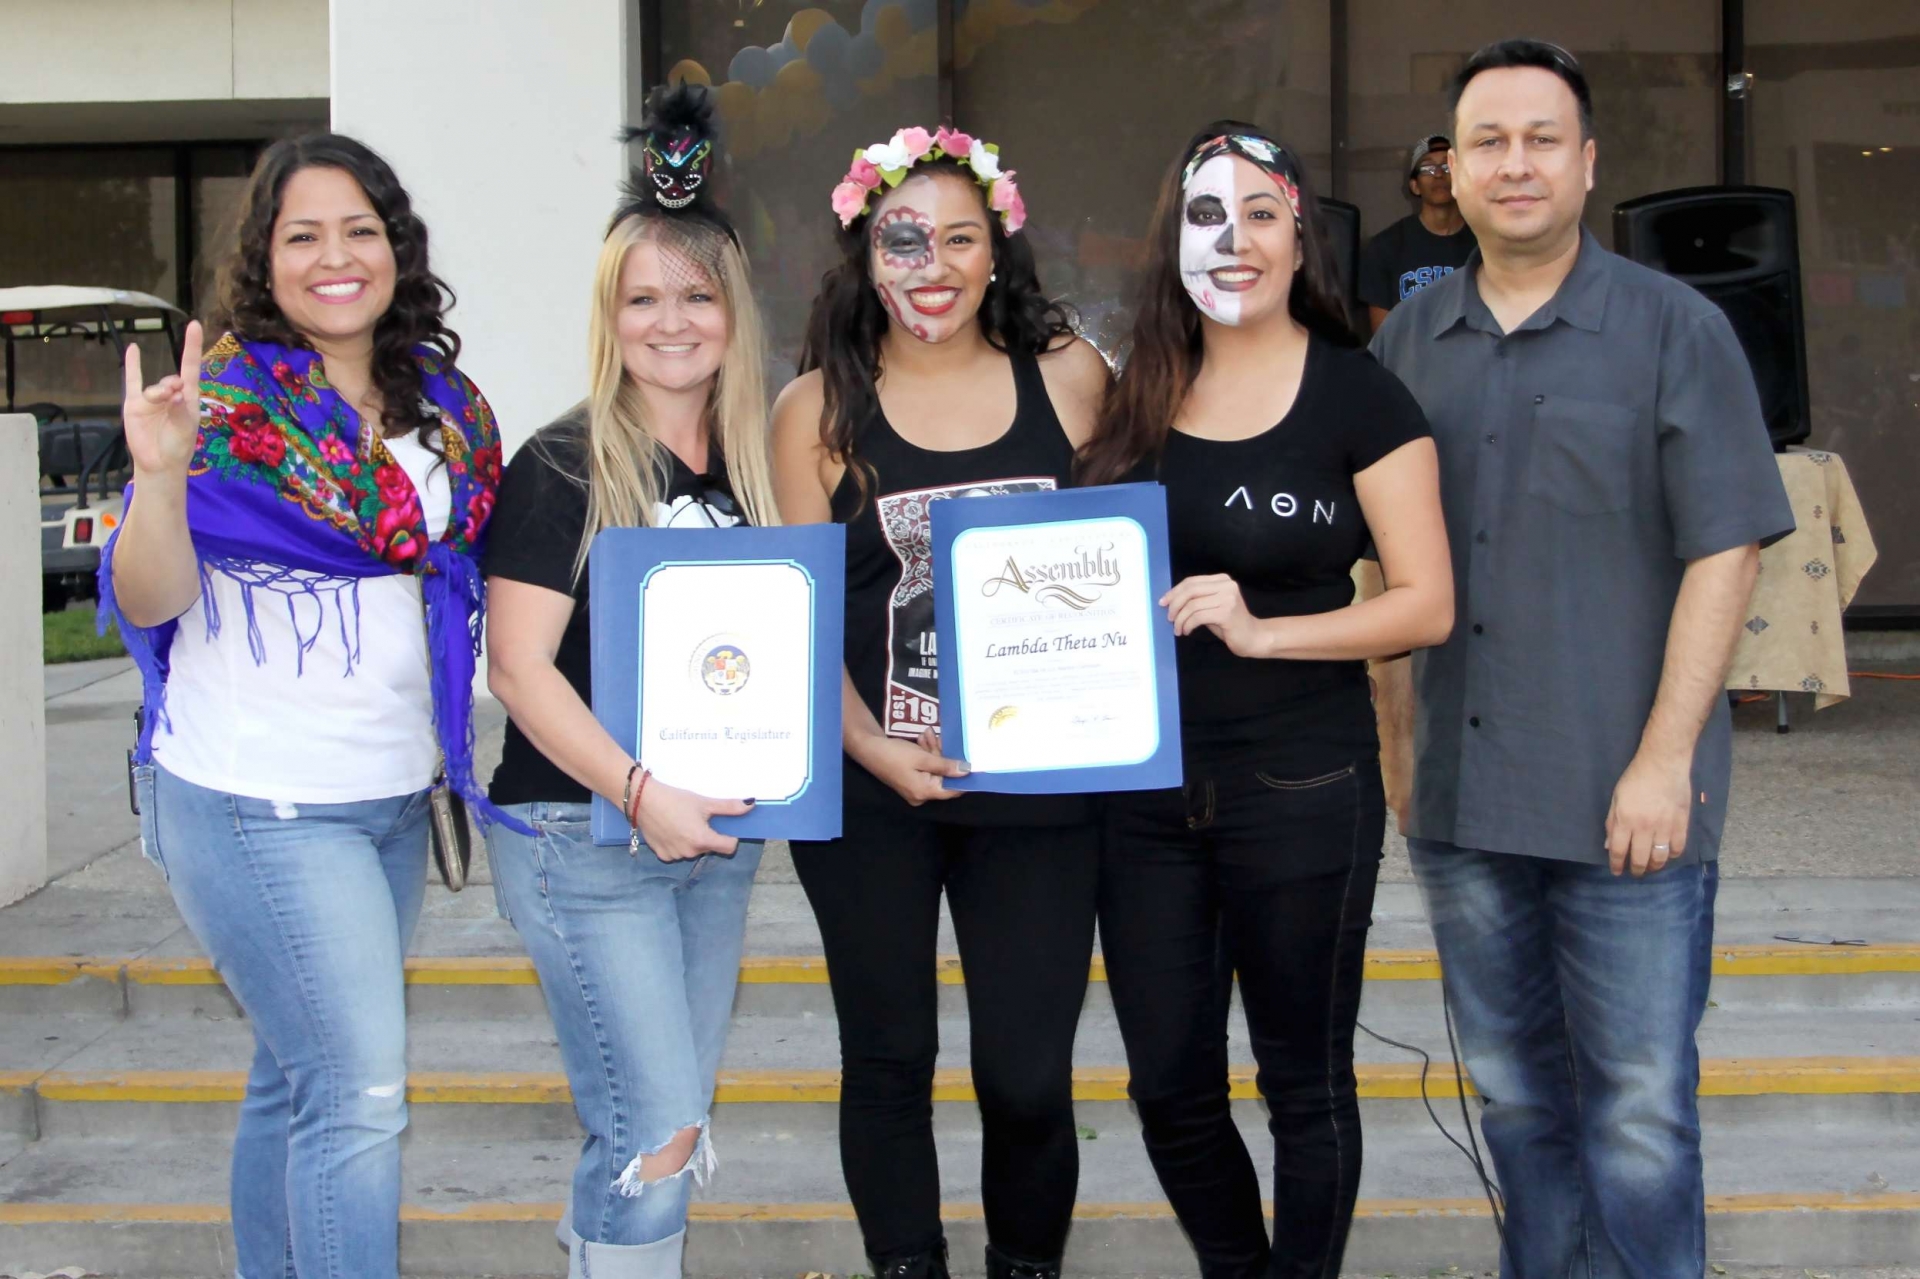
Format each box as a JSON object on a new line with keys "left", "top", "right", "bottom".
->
{"left": 831, "top": 349, "right": 1090, "bottom": 828}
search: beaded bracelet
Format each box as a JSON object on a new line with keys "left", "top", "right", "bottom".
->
{"left": 623, "top": 764, "right": 652, "bottom": 857}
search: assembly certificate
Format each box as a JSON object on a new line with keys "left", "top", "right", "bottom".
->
{"left": 930, "top": 484, "right": 1182, "bottom": 794}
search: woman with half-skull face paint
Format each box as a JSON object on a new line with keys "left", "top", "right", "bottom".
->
{"left": 770, "top": 127, "right": 1112, "bottom": 1279}
{"left": 1077, "top": 123, "right": 1454, "bottom": 1278}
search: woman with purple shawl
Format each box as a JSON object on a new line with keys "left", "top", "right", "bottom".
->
{"left": 99, "top": 134, "right": 509, "bottom": 1279}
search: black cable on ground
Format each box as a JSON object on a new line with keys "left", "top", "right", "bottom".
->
{"left": 1355, "top": 1016, "right": 1507, "bottom": 1252}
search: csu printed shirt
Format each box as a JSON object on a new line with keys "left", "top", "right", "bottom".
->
{"left": 1360, "top": 214, "right": 1478, "bottom": 312}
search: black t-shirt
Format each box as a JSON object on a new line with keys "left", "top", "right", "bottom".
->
{"left": 1133, "top": 336, "right": 1431, "bottom": 770}
{"left": 1359, "top": 214, "right": 1478, "bottom": 312}
{"left": 484, "top": 414, "right": 746, "bottom": 806}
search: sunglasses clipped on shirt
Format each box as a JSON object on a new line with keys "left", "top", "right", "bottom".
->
{"left": 691, "top": 479, "right": 739, "bottom": 526}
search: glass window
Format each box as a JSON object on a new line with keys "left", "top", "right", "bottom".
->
{"left": 0, "top": 148, "right": 178, "bottom": 301}
{"left": 190, "top": 146, "right": 260, "bottom": 321}
{"left": 4, "top": 325, "right": 174, "bottom": 419}
{"left": 1749, "top": 0, "right": 1920, "bottom": 610}
{"left": 657, "top": 0, "right": 940, "bottom": 380}
{"left": 1344, "top": 5, "right": 1720, "bottom": 259}
{"left": 953, "top": 0, "right": 1332, "bottom": 355}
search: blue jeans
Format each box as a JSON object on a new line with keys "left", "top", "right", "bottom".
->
{"left": 136, "top": 763, "right": 428, "bottom": 1279}
{"left": 490, "top": 801, "right": 763, "bottom": 1279}
{"left": 1408, "top": 839, "right": 1719, "bottom": 1279}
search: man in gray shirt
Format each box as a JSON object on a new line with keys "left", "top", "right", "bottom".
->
{"left": 1369, "top": 39, "right": 1793, "bottom": 1278}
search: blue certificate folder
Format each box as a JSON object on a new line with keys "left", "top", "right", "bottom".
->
{"left": 929, "top": 483, "right": 1182, "bottom": 795}
{"left": 588, "top": 524, "right": 845, "bottom": 845}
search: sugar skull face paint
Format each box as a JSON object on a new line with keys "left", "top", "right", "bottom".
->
{"left": 1179, "top": 153, "right": 1300, "bottom": 328}
{"left": 868, "top": 171, "right": 993, "bottom": 345}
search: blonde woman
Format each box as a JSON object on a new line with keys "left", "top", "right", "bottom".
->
{"left": 482, "top": 87, "right": 777, "bottom": 1279}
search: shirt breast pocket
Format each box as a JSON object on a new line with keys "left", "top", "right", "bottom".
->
{"left": 1526, "top": 396, "right": 1637, "bottom": 517}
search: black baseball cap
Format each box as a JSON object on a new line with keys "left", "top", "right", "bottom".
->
{"left": 1408, "top": 134, "right": 1452, "bottom": 178}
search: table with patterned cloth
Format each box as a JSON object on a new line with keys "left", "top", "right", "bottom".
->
{"left": 1728, "top": 447, "right": 1877, "bottom": 715}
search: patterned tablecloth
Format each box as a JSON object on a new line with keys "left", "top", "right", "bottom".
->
{"left": 1727, "top": 448, "right": 1878, "bottom": 710}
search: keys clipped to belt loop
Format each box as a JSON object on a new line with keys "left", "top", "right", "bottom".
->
{"left": 622, "top": 761, "right": 652, "bottom": 858}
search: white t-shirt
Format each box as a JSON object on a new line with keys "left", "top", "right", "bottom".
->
{"left": 153, "top": 431, "right": 452, "bottom": 803}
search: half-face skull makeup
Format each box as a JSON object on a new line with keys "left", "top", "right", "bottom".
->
{"left": 868, "top": 172, "right": 992, "bottom": 345}
{"left": 1177, "top": 136, "right": 1306, "bottom": 328}
{"left": 644, "top": 129, "right": 713, "bottom": 210}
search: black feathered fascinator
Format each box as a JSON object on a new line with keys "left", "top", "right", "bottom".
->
{"left": 619, "top": 83, "right": 723, "bottom": 217}
{"left": 611, "top": 83, "right": 742, "bottom": 286}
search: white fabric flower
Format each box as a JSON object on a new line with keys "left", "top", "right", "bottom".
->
{"left": 864, "top": 134, "right": 913, "bottom": 172}
{"left": 967, "top": 139, "right": 1002, "bottom": 181}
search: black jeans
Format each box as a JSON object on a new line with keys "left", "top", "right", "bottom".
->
{"left": 1100, "top": 755, "right": 1384, "bottom": 1279}
{"left": 792, "top": 816, "right": 1099, "bottom": 1264}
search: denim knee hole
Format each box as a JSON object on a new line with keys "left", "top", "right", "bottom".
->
{"left": 612, "top": 1116, "right": 716, "bottom": 1200}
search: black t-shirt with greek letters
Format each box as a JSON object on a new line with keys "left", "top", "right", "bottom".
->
{"left": 1129, "top": 336, "right": 1432, "bottom": 772}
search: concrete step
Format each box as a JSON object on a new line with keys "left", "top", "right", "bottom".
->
{"left": 2, "top": 1118, "right": 1918, "bottom": 1276}
{"left": 9, "top": 875, "right": 1920, "bottom": 964}
{"left": 7, "top": 874, "right": 1920, "bottom": 1274}
{"left": 5, "top": 993, "right": 1919, "bottom": 1141}
{"left": 7, "top": 938, "right": 1918, "bottom": 1021}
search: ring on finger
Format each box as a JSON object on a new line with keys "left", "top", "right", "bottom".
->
{"left": 1652, "top": 843, "right": 1671, "bottom": 852}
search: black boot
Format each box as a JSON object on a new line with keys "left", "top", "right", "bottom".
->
{"left": 985, "top": 1243, "right": 1062, "bottom": 1279}
{"left": 871, "top": 1238, "right": 950, "bottom": 1279}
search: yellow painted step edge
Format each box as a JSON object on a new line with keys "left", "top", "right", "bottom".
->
{"left": 10, "top": 943, "right": 1920, "bottom": 989}
{"left": 27, "top": 1057, "right": 1920, "bottom": 1105}
{"left": 7, "top": 1192, "right": 1920, "bottom": 1227}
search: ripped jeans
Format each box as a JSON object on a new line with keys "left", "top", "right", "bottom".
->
{"left": 138, "top": 762, "right": 429, "bottom": 1279}
{"left": 490, "top": 801, "right": 763, "bottom": 1278}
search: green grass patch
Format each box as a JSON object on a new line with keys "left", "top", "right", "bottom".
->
{"left": 44, "top": 605, "right": 126, "bottom": 664}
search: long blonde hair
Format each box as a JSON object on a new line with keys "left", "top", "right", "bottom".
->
{"left": 567, "top": 213, "right": 778, "bottom": 582}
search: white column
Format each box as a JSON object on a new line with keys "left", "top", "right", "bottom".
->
{"left": 329, "top": 0, "right": 643, "bottom": 453}
{"left": 0, "top": 417, "right": 50, "bottom": 906}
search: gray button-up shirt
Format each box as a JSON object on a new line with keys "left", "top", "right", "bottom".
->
{"left": 1371, "top": 227, "right": 1794, "bottom": 864}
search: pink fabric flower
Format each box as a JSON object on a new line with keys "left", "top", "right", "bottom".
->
{"left": 848, "top": 156, "right": 882, "bottom": 190}
{"left": 831, "top": 180, "right": 871, "bottom": 226}
{"left": 935, "top": 126, "right": 975, "bottom": 159}
{"left": 989, "top": 175, "right": 1027, "bottom": 233}
{"left": 898, "top": 126, "right": 934, "bottom": 161}
{"left": 319, "top": 435, "right": 355, "bottom": 467}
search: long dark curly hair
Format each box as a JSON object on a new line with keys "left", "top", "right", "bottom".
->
{"left": 1077, "top": 120, "right": 1356, "bottom": 488}
{"left": 796, "top": 157, "right": 1076, "bottom": 502}
{"left": 209, "top": 133, "right": 459, "bottom": 450}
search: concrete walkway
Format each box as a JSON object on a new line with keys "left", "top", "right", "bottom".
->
{"left": 34, "top": 654, "right": 1920, "bottom": 894}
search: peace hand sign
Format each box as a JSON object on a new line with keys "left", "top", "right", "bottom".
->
{"left": 121, "top": 320, "right": 204, "bottom": 478}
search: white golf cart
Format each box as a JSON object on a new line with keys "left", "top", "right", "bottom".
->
{"left": 2, "top": 287, "right": 188, "bottom": 611}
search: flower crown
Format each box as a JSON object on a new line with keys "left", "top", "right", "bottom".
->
{"left": 832, "top": 126, "right": 1026, "bottom": 234}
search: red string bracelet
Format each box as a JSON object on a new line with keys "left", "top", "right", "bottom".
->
{"left": 624, "top": 766, "right": 651, "bottom": 856}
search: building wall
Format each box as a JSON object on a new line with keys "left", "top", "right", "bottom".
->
{"left": 0, "top": 0, "right": 327, "bottom": 106}
{"left": 0, "top": 416, "right": 49, "bottom": 906}
{"left": 330, "top": 0, "right": 642, "bottom": 449}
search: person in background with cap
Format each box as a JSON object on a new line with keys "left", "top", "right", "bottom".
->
{"left": 1359, "top": 134, "right": 1476, "bottom": 332}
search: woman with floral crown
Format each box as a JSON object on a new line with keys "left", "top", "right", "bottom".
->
{"left": 772, "top": 126, "right": 1111, "bottom": 1279}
